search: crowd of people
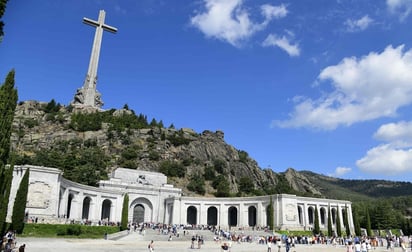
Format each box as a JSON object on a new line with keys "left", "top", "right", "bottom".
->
{"left": 0, "top": 230, "right": 25, "bottom": 252}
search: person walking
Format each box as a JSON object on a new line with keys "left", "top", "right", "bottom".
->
{"left": 148, "top": 240, "right": 154, "bottom": 252}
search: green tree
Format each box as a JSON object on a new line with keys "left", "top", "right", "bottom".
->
{"left": 336, "top": 209, "right": 342, "bottom": 237}
{"left": 11, "top": 168, "right": 29, "bottom": 233}
{"left": 0, "top": 70, "right": 18, "bottom": 234}
{"left": 344, "top": 206, "right": 351, "bottom": 237}
{"left": 327, "top": 207, "right": 333, "bottom": 236}
{"left": 0, "top": 0, "right": 9, "bottom": 40}
{"left": 187, "top": 174, "right": 205, "bottom": 195}
{"left": 267, "top": 196, "right": 274, "bottom": 230}
{"left": 353, "top": 207, "right": 361, "bottom": 236}
{"left": 238, "top": 176, "right": 254, "bottom": 195}
{"left": 314, "top": 206, "right": 320, "bottom": 235}
{"left": 366, "top": 208, "right": 372, "bottom": 236}
{"left": 120, "top": 194, "right": 129, "bottom": 231}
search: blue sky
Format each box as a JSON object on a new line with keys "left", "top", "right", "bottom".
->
{"left": 2, "top": 0, "right": 412, "bottom": 182}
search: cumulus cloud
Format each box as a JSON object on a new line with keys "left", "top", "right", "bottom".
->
{"left": 387, "top": 0, "right": 412, "bottom": 21}
{"left": 344, "top": 15, "right": 373, "bottom": 32}
{"left": 273, "top": 45, "right": 412, "bottom": 130}
{"left": 357, "top": 121, "right": 412, "bottom": 176}
{"left": 190, "top": 0, "right": 287, "bottom": 47}
{"left": 262, "top": 34, "right": 300, "bottom": 57}
{"left": 356, "top": 144, "right": 412, "bottom": 174}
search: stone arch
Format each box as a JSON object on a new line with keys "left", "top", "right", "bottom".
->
{"left": 101, "top": 199, "right": 112, "bottom": 221}
{"left": 320, "top": 207, "right": 326, "bottom": 225}
{"left": 207, "top": 206, "right": 218, "bottom": 226}
{"left": 298, "top": 206, "right": 303, "bottom": 225}
{"left": 82, "top": 196, "right": 91, "bottom": 220}
{"left": 248, "top": 206, "right": 257, "bottom": 227}
{"left": 228, "top": 206, "right": 237, "bottom": 227}
{"left": 331, "top": 208, "right": 337, "bottom": 225}
{"left": 187, "top": 206, "right": 197, "bottom": 225}
{"left": 308, "top": 206, "right": 314, "bottom": 225}
{"left": 130, "top": 197, "right": 154, "bottom": 223}
{"left": 66, "top": 193, "right": 74, "bottom": 218}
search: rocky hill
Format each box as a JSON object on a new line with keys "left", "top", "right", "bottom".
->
{"left": 9, "top": 100, "right": 412, "bottom": 201}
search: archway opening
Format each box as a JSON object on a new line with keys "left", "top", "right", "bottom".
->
{"left": 66, "top": 193, "right": 74, "bottom": 218}
{"left": 298, "top": 206, "right": 303, "bottom": 225}
{"left": 248, "top": 206, "right": 256, "bottom": 227}
{"left": 331, "top": 208, "right": 337, "bottom": 225}
{"left": 228, "top": 206, "right": 237, "bottom": 227}
{"left": 101, "top": 199, "right": 112, "bottom": 221}
{"left": 320, "top": 207, "right": 326, "bottom": 225}
{"left": 207, "top": 207, "right": 218, "bottom": 226}
{"left": 82, "top": 197, "right": 91, "bottom": 220}
{"left": 187, "top": 206, "right": 197, "bottom": 225}
{"left": 308, "top": 207, "right": 314, "bottom": 225}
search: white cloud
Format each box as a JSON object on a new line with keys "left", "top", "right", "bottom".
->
{"left": 387, "top": 0, "right": 412, "bottom": 21}
{"left": 356, "top": 144, "right": 412, "bottom": 174}
{"left": 190, "top": 0, "right": 287, "bottom": 47}
{"left": 273, "top": 45, "right": 412, "bottom": 130}
{"left": 262, "top": 34, "right": 300, "bottom": 57}
{"left": 374, "top": 121, "right": 412, "bottom": 147}
{"left": 357, "top": 121, "right": 412, "bottom": 176}
{"left": 331, "top": 166, "right": 352, "bottom": 177}
{"left": 261, "top": 4, "right": 288, "bottom": 22}
{"left": 344, "top": 15, "right": 373, "bottom": 32}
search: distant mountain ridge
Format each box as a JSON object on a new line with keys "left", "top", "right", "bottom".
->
{"left": 10, "top": 100, "right": 412, "bottom": 203}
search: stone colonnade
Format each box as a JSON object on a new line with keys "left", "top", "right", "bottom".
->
{"left": 7, "top": 165, "right": 354, "bottom": 234}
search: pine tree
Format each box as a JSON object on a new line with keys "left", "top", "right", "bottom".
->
{"left": 344, "top": 206, "right": 351, "bottom": 237}
{"left": 366, "top": 207, "right": 372, "bottom": 237}
{"left": 336, "top": 209, "right": 342, "bottom": 237}
{"left": 0, "top": 0, "right": 9, "bottom": 39}
{"left": 314, "top": 206, "right": 320, "bottom": 235}
{"left": 120, "top": 193, "right": 129, "bottom": 231}
{"left": 0, "top": 70, "right": 17, "bottom": 164}
{"left": 11, "top": 168, "right": 29, "bottom": 234}
{"left": 267, "top": 196, "right": 274, "bottom": 231}
{"left": 0, "top": 70, "right": 18, "bottom": 234}
{"left": 327, "top": 206, "right": 333, "bottom": 236}
{"left": 353, "top": 208, "right": 361, "bottom": 236}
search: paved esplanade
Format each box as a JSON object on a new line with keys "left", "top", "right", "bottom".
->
{"left": 72, "top": 10, "right": 117, "bottom": 108}
{"left": 17, "top": 231, "right": 391, "bottom": 252}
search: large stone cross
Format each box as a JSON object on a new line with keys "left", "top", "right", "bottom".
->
{"left": 71, "top": 10, "right": 117, "bottom": 109}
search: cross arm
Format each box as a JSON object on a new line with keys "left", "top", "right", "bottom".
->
{"left": 83, "top": 17, "right": 117, "bottom": 33}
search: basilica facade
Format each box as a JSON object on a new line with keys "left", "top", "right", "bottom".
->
{"left": 7, "top": 165, "right": 354, "bottom": 232}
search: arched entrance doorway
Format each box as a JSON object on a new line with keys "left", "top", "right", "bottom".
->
{"left": 101, "top": 199, "right": 112, "bottom": 221}
{"left": 187, "top": 206, "right": 197, "bottom": 225}
{"left": 248, "top": 206, "right": 256, "bottom": 226}
{"left": 228, "top": 206, "right": 237, "bottom": 227}
{"left": 207, "top": 206, "right": 218, "bottom": 226}
{"left": 133, "top": 204, "right": 145, "bottom": 224}
{"left": 308, "top": 207, "right": 314, "bottom": 224}
{"left": 82, "top": 197, "right": 91, "bottom": 220}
